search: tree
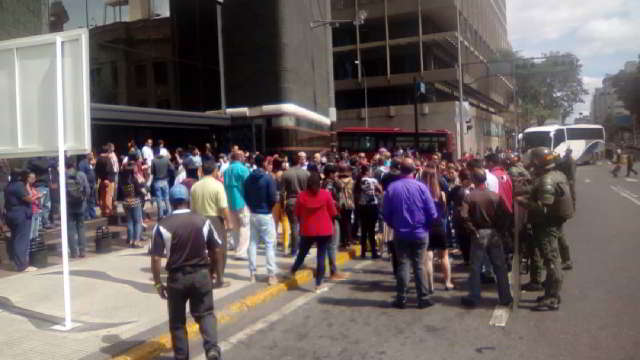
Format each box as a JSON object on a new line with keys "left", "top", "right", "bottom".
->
{"left": 611, "top": 54, "right": 640, "bottom": 118}
{"left": 494, "top": 50, "right": 588, "bottom": 126}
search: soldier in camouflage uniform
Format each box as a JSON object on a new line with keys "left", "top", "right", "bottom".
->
{"left": 555, "top": 150, "right": 576, "bottom": 270}
{"left": 516, "top": 147, "right": 573, "bottom": 311}
{"left": 507, "top": 153, "right": 544, "bottom": 291}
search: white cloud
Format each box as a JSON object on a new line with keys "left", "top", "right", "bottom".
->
{"left": 508, "top": 0, "right": 640, "bottom": 57}
{"left": 508, "top": 1, "right": 639, "bottom": 120}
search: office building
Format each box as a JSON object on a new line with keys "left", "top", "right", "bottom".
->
{"left": 331, "top": 0, "right": 514, "bottom": 155}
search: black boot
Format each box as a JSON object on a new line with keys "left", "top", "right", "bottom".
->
{"left": 392, "top": 296, "right": 407, "bottom": 309}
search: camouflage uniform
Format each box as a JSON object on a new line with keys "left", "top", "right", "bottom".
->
{"left": 517, "top": 148, "right": 572, "bottom": 310}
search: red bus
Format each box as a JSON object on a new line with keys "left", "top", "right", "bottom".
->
{"left": 336, "top": 127, "right": 454, "bottom": 156}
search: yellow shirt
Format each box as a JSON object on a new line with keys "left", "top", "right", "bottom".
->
{"left": 190, "top": 177, "right": 228, "bottom": 217}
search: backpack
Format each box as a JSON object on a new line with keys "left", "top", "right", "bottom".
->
{"left": 360, "top": 177, "right": 377, "bottom": 204}
{"left": 338, "top": 177, "right": 355, "bottom": 210}
{"left": 66, "top": 170, "right": 86, "bottom": 206}
{"left": 548, "top": 174, "right": 574, "bottom": 221}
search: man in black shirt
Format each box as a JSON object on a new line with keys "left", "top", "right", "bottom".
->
{"left": 151, "top": 153, "right": 175, "bottom": 221}
{"left": 150, "top": 184, "right": 222, "bottom": 360}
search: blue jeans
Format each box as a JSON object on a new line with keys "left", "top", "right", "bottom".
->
{"left": 153, "top": 180, "right": 171, "bottom": 221}
{"left": 6, "top": 210, "right": 31, "bottom": 271}
{"left": 36, "top": 186, "right": 51, "bottom": 226}
{"left": 85, "top": 185, "right": 97, "bottom": 220}
{"left": 248, "top": 213, "right": 277, "bottom": 276}
{"left": 126, "top": 205, "right": 143, "bottom": 243}
{"left": 467, "top": 229, "right": 512, "bottom": 304}
{"left": 326, "top": 219, "right": 340, "bottom": 275}
{"left": 292, "top": 235, "right": 331, "bottom": 286}
{"left": 30, "top": 213, "right": 41, "bottom": 239}
{"left": 67, "top": 212, "right": 86, "bottom": 257}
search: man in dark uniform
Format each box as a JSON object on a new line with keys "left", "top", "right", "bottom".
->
{"left": 150, "top": 184, "right": 222, "bottom": 360}
{"left": 516, "top": 147, "right": 574, "bottom": 311}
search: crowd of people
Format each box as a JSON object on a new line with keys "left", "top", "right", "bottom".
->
{"left": 1, "top": 137, "right": 581, "bottom": 359}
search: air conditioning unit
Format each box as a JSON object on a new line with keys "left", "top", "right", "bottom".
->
{"left": 388, "top": 106, "right": 396, "bottom": 117}
{"left": 420, "top": 104, "right": 429, "bottom": 115}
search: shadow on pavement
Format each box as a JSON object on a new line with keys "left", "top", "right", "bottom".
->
{"left": 0, "top": 296, "right": 135, "bottom": 332}
{"left": 316, "top": 296, "right": 391, "bottom": 308}
{"left": 39, "top": 269, "right": 156, "bottom": 294}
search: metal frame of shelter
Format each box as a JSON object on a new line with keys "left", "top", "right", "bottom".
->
{"left": 0, "top": 29, "right": 91, "bottom": 330}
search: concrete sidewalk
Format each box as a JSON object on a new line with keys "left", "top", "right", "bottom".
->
{"left": 0, "top": 241, "right": 319, "bottom": 360}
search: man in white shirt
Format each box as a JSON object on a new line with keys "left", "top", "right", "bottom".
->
{"left": 142, "top": 139, "right": 154, "bottom": 167}
{"left": 484, "top": 169, "right": 500, "bottom": 194}
{"left": 158, "top": 139, "right": 170, "bottom": 158}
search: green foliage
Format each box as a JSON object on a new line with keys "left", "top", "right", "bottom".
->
{"left": 495, "top": 49, "right": 588, "bottom": 127}
{"left": 611, "top": 55, "right": 640, "bottom": 117}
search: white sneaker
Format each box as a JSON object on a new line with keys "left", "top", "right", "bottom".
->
{"left": 24, "top": 266, "right": 38, "bottom": 272}
{"left": 315, "top": 284, "right": 328, "bottom": 294}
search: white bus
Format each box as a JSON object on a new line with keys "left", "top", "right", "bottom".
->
{"left": 522, "top": 124, "right": 605, "bottom": 164}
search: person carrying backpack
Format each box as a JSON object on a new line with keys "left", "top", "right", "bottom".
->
{"left": 516, "top": 147, "right": 574, "bottom": 311}
{"left": 355, "top": 165, "right": 383, "bottom": 259}
{"left": 65, "top": 158, "right": 90, "bottom": 258}
{"left": 337, "top": 162, "right": 356, "bottom": 248}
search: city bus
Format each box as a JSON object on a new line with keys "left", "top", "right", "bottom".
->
{"left": 522, "top": 124, "right": 605, "bottom": 164}
{"left": 336, "top": 127, "right": 455, "bottom": 158}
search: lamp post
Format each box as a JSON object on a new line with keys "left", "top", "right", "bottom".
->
{"left": 455, "top": 0, "right": 465, "bottom": 159}
{"left": 355, "top": 60, "right": 368, "bottom": 128}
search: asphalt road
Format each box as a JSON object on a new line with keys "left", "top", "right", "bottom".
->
{"left": 180, "top": 163, "right": 640, "bottom": 360}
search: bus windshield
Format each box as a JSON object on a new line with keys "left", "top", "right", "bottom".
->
{"left": 523, "top": 131, "right": 552, "bottom": 150}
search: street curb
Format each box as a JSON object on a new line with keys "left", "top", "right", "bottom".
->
{"left": 112, "top": 245, "right": 363, "bottom": 360}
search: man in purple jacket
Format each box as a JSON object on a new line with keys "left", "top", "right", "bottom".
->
{"left": 383, "top": 158, "right": 438, "bottom": 309}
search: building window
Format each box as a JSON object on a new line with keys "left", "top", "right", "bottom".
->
{"left": 153, "top": 61, "right": 168, "bottom": 86}
{"left": 134, "top": 64, "right": 147, "bottom": 88}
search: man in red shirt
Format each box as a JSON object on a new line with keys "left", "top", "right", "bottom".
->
{"left": 485, "top": 153, "right": 513, "bottom": 213}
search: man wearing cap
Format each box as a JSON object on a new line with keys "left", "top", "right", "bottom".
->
{"left": 191, "top": 161, "right": 231, "bottom": 289}
{"left": 150, "top": 184, "right": 222, "bottom": 360}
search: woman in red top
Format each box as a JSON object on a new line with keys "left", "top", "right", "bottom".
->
{"left": 290, "top": 172, "right": 338, "bottom": 293}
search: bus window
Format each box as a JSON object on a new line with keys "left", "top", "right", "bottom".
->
{"left": 566, "top": 128, "right": 605, "bottom": 140}
{"left": 553, "top": 130, "right": 566, "bottom": 149}
{"left": 523, "top": 131, "right": 552, "bottom": 150}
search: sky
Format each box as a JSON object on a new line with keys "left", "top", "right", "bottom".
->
{"left": 507, "top": 0, "right": 640, "bottom": 121}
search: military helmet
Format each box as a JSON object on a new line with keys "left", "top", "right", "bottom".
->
{"left": 528, "top": 147, "right": 556, "bottom": 169}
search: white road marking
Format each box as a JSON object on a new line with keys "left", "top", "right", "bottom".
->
{"left": 489, "top": 306, "right": 511, "bottom": 327}
{"left": 219, "top": 260, "right": 373, "bottom": 352}
{"left": 610, "top": 185, "right": 640, "bottom": 206}
{"left": 584, "top": 179, "right": 591, "bottom": 183}
{"left": 625, "top": 178, "right": 639, "bottom": 183}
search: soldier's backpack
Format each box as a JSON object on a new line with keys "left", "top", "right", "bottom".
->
{"left": 549, "top": 175, "right": 574, "bottom": 221}
{"left": 66, "top": 170, "right": 86, "bottom": 206}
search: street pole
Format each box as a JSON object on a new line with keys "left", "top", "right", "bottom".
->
{"left": 216, "top": 0, "right": 226, "bottom": 109}
{"left": 455, "top": 0, "right": 465, "bottom": 159}
{"left": 414, "top": 77, "right": 419, "bottom": 150}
